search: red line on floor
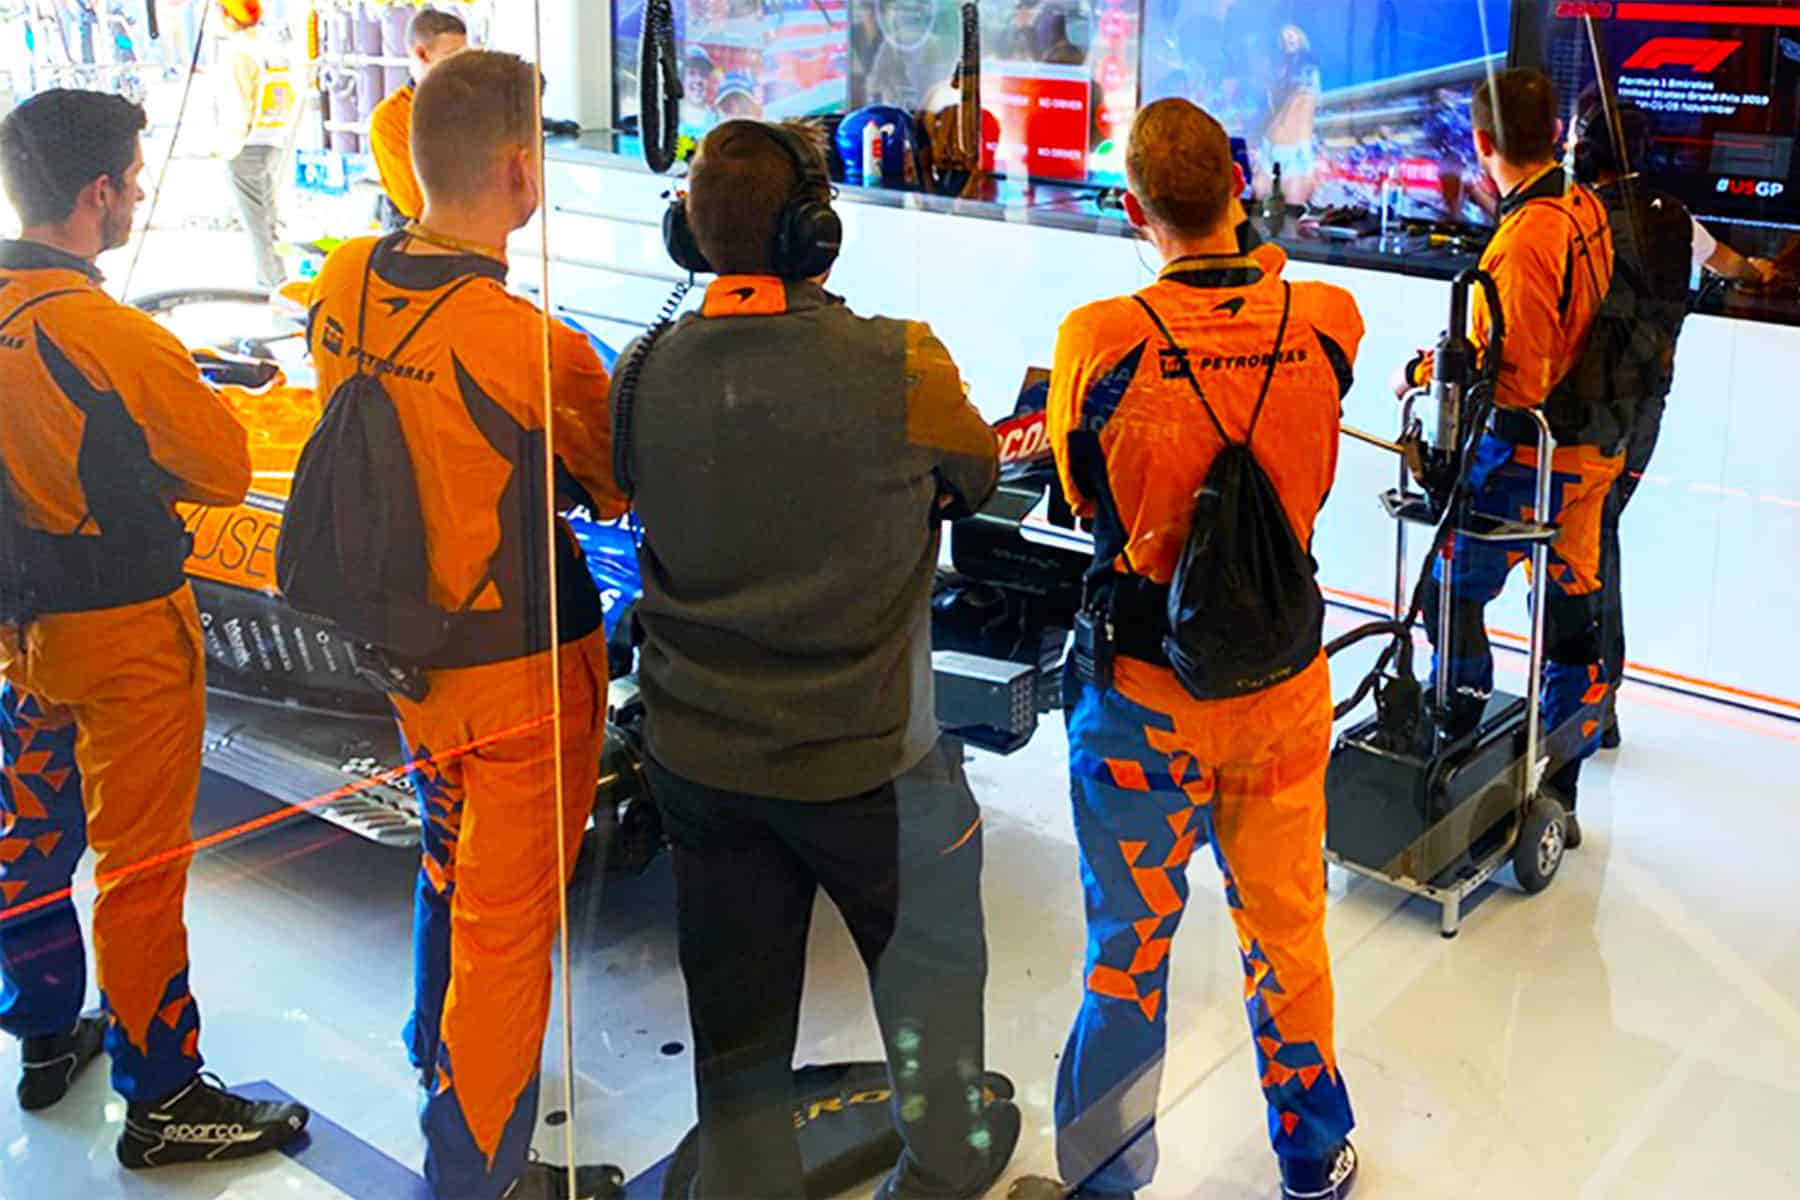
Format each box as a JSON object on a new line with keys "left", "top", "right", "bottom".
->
{"left": 0, "top": 711, "right": 555, "bottom": 929}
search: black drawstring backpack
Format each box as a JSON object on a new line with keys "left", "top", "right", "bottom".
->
{"left": 275, "top": 257, "right": 477, "bottom": 691}
{"left": 1134, "top": 284, "right": 1324, "bottom": 700}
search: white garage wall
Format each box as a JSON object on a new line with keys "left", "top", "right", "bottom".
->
{"left": 519, "top": 152, "right": 1800, "bottom": 712}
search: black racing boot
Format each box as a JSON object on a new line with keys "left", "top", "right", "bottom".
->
{"left": 514, "top": 1158, "right": 633, "bottom": 1194}
{"left": 18, "top": 1014, "right": 105, "bottom": 1112}
{"left": 510, "top": 1159, "right": 627, "bottom": 1200}
{"left": 117, "top": 1074, "right": 309, "bottom": 1169}
{"left": 1281, "top": 1141, "right": 1359, "bottom": 1199}
{"left": 877, "top": 1100, "right": 1023, "bottom": 1200}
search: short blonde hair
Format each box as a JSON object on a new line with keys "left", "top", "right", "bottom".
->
{"left": 412, "top": 49, "right": 538, "bottom": 205}
{"left": 1126, "top": 98, "right": 1234, "bottom": 236}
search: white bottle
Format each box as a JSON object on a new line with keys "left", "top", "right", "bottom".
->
{"left": 1380, "top": 165, "right": 1402, "bottom": 252}
{"left": 862, "top": 120, "right": 885, "bottom": 188}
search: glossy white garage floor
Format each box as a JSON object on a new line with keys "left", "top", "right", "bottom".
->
{"left": 3, "top": 647, "right": 1798, "bottom": 1200}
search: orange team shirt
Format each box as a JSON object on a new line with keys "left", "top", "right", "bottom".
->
{"left": 1048, "top": 243, "right": 1364, "bottom": 741}
{"left": 1412, "top": 165, "right": 1614, "bottom": 415}
{"left": 305, "top": 235, "right": 623, "bottom": 617}
{"left": 369, "top": 85, "right": 423, "bottom": 221}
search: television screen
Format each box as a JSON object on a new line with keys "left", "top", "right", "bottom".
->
{"left": 849, "top": 0, "right": 1141, "bottom": 183}
{"left": 613, "top": 0, "right": 852, "bottom": 133}
{"left": 1555, "top": 3, "right": 1800, "bottom": 231}
{"left": 1139, "top": 0, "right": 1512, "bottom": 224}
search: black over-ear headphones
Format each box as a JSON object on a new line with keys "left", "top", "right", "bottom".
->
{"left": 663, "top": 123, "right": 843, "bottom": 279}
{"left": 1571, "top": 98, "right": 1651, "bottom": 185}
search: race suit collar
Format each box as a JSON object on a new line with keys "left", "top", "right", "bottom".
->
{"left": 1157, "top": 250, "right": 1268, "bottom": 290}
{"left": 700, "top": 275, "right": 842, "bottom": 318}
{"left": 1499, "top": 163, "right": 1568, "bottom": 218}
{"left": 368, "top": 230, "right": 507, "bottom": 291}
{"left": 0, "top": 239, "right": 104, "bottom": 282}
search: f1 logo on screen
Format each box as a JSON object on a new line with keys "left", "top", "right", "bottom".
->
{"left": 1623, "top": 37, "right": 1743, "bottom": 72}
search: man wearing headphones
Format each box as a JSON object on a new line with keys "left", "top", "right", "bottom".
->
{"left": 1568, "top": 89, "right": 1771, "bottom": 747}
{"left": 613, "top": 120, "right": 1019, "bottom": 1200}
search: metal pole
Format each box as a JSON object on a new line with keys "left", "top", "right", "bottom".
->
{"left": 1524, "top": 410, "right": 1555, "bottom": 795}
{"left": 1341, "top": 425, "right": 1407, "bottom": 455}
{"left": 1396, "top": 390, "right": 1422, "bottom": 620}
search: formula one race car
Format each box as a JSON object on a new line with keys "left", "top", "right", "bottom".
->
{"left": 140, "top": 288, "right": 1083, "bottom": 872}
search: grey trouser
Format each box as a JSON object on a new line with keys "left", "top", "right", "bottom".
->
{"left": 228, "top": 144, "right": 284, "bottom": 289}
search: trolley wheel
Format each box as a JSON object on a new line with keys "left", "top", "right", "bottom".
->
{"left": 1512, "top": 795, "right": 1567, "bottom": 894}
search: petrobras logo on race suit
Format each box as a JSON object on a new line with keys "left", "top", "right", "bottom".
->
{"left": 996, "top": 411, "right": 1052, "bottom": 466}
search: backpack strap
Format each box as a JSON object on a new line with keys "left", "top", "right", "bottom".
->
{"left": 1131, "top": 281, "right": 1293, "bottom": 448}
{"left": 1244, "top": 283, "right": 1293, "bottom": 445}
{"left": 1131, "top": 294, "right": 1230, "bottom": 445}
{"left": 1522, "top": 195, "right": 1610, "bottom": 314}
{"left": 351, "top": 238, "right": 479, "bottom": 377}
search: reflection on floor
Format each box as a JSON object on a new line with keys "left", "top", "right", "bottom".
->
{"left": 4, "top": 661, "right": 1799, "bottom": 1199}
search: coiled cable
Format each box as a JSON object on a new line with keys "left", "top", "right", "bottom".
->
{"left": 638, "top": 0, "right": 682, "bottom": 174}
{"left": 611, "top": 279, "right": 692, "bottom": 500}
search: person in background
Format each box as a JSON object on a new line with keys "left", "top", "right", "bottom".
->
{"left": 712, "top": 70, "right": 762, "bottom": 120}
{"left": 217, "top": 0, "right": 297, "bottom": 289}
{"left": 0, "top": 87, "right": 308, "bottom": 1168}
{"left": 1400, "top": 69, "right": 1617, "bottom": 848}
{"left": 302, "top": 50, "right": 622, "bottom": 1200}
{"left": 679, "top": 45, "right": 717, "bottom": 133}
{"left": 1567, "top": 89, "right": 1772, "bottom": 748}
{"left": 1044, "top": 97, "right": 1363, "bottom": 1200}
{"left": 368, "top": 7, "right": 467, "bottom": 232}
{"left": 614, "top": 118, "right": 1019, "bottom": 1200}
{"left": 1255, "top": 23, "right": 1319, "bottom": 207}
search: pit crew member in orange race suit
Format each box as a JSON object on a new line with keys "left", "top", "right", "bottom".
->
{"left": 1400, "top": 69, "right": 1617, "bottom": 850}
{"left": 369, "top": 7, "right": 468, "bottom": 231}
{"left": 302, "top": 51, "right": 623, "bottom": 1200}
{"left": 1045, "top": 98, "right": 1364, "bottom": 1200}
{"left": 0, "top": 89, "right": 309, "bottom": 1165}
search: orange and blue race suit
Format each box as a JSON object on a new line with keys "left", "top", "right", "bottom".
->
{"left": 1046, "top": 244, "right": 1362, "bottom": 1192}
{"left": 1408, "top": 166, "right": 1620, "bottom": 788}
{"left": 0, "top": 239, "right": 251, "bottom": 1104}
{"left": 305, "top": 233, "right": 621, "bottom": 1200}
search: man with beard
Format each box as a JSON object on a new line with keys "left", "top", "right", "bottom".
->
{"left": 0, "top": 88, "right": 308, "bottom": 1170}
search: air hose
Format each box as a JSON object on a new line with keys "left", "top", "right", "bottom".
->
{"left": 1327, "top": 268, "right": 1505, "bottom": 722}
{"left": 638, "top": 0, "right": 682, "bottom": 174}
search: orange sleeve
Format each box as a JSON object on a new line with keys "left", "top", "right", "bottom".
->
{"left": 1046, "top": 304, "right": 1113, "bottom": 520}
{"left": 548, "top": 318, "right": 627, "bottom": 519}
{"left": 1473, "top": 211, "right": 1569, "bottom": 411}
{"left": 104, "top": 305, "right": 252, "bottom": 507}
{"left": 902, "top": 322, "right": 996, "bottom": 517}
{"left": 370, "top": 90, "right": 423, "bottom": 221}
